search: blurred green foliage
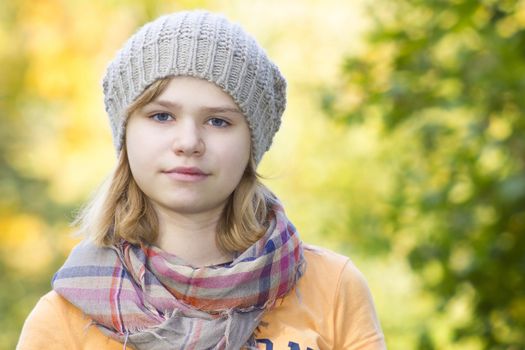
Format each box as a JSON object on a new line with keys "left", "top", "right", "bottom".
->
{"left": 324, "top": 0, "right": 525, "bottom": 348}
{"left": 0, "top": 1, "right": 64, "bottom": 347}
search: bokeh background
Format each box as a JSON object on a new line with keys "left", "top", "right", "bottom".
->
{"left": 1, "top": 0, "right": 524, "bottom": 349}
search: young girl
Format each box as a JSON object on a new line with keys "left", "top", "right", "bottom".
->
{"left": 17, "top": 10, "right": 386, "bottom": 350}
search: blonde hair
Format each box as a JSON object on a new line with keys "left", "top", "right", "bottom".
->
{"left": 75, "top": 78, "right": 273, "bottom": 253}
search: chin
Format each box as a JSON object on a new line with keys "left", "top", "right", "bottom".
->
{"left": 160, "top": 198, "right": 228, "bottom": 216}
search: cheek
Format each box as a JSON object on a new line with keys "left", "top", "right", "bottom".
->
{"left": 126, "top": 132, "right": 145, "bottom": 172}
{"left": 226, "top": 132, "right": 251, "bottom": 166}
{"left": 226, "top": 135, "right": 251, "bottom": 182}
{"left": 126, "top": 148, "right": 148, "bottom": 188}
{"left": 126, "top": 120, "right": 166, "bottom": 158}
{"left": 125, "top": 124, "right": 160, "bottom": 180}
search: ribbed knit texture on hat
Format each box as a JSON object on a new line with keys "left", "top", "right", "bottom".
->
{"left": 102, "top": 10, "right": 286, "bottom": 164}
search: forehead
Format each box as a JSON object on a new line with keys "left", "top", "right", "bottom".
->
{"left": 128, "top": 76, "right": 244, "bottom": 118}
{"left": 152, "top": 76, "right": 240, "bottom": 110}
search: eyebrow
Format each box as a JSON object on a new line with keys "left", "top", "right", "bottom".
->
{"left": 148, "top": 100, "right": 243, "bottom": 115}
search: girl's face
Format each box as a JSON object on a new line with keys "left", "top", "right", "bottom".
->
{"left": 126, "top": 76, "right": 251, "bottom": 217}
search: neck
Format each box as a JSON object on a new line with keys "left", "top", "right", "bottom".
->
{"left": 153, "top": 204, "right": 233, "bottom": 267}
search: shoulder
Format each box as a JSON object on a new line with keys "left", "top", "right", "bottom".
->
{"left": 17, "top": 291, "right": 83, "bottom": 349}
{"left": 300, "top": 244, "right": 364, "bottom": 290}
{"left": 37, "top": 290, "right": 81, "bottom": 311}
{"left": 258, "top": 245, "right": 385, "bottom": 349}
{"left": 18, "top": 290, "right": 83, "bottom": 324}
{"left": 17, "top": 291, "right": 124, "bottom": 350}
{"left": 301, "top": 245, "right": 386, "bottom": 349}
{"left": 289, "top": 245, "right": 355, "bottom": 312}
{"left": 299, "top": 245, "right": 380, "bottom": 317}
{"left": 33, "top": 291, "right": 88, "bottom": 323}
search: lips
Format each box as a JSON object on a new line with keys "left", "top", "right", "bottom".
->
{"left": 163, "top": 167, "right": 210, "bottom": 182}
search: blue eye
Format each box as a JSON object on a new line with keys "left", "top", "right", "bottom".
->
{"left": 151, "top": 113, "right": 173, "bottom": 122}
{"left": 208, "top": 117, "right": 230, "bottom": 127}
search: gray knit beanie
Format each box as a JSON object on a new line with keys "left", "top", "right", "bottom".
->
{"left": 102, "top": 10, "right": 286, "bottom": 164}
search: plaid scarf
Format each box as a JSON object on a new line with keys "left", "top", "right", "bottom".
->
{"left": 52, "top": 201, "right": 305, "bottom": 350}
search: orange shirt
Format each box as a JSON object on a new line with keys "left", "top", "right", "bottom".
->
{"left": 17, "top": 247, "right": 386, "bottom": 350}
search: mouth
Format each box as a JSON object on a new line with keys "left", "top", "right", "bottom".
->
{"left": 163, "top": 167, "right": 210, "bottom": 182}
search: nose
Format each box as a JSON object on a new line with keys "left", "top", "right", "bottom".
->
{"left": 171, "top": 120, "right": 205, "bottom": 157}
